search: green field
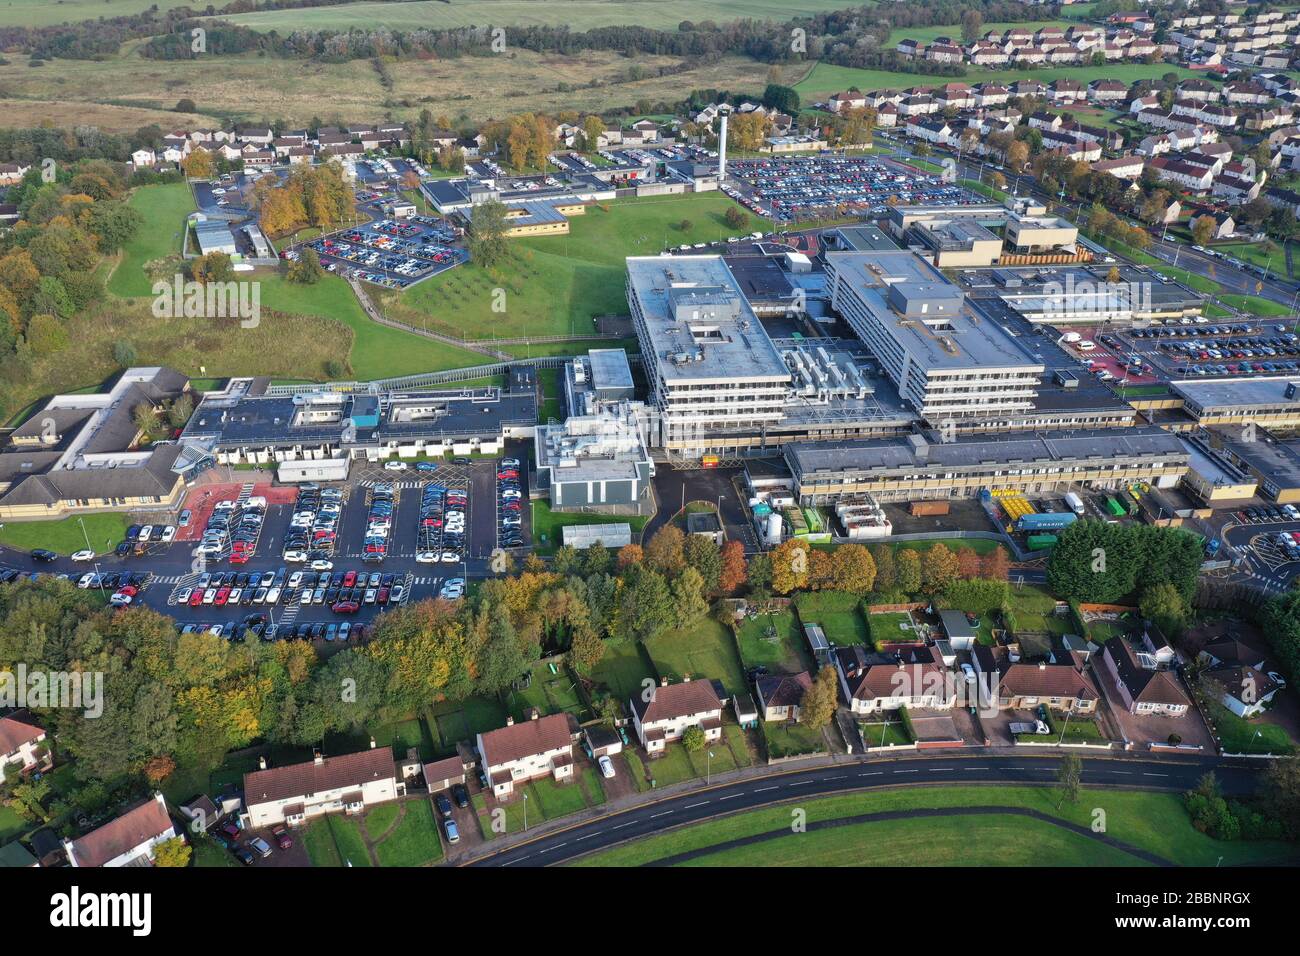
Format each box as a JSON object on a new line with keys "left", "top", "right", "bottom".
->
{"left": 796, "top": 61, "right": 1197, "bottom": 97}
{"left": 737, "top": 610, "right": 813, "bottom": 674}
{"left": 0, "top": 513, "right": 128, "bottom": 554}
{"left": 216, "top": 0, "right": 857, "bottom": 32}
{"left": 371, "top": 799, "right": 444, "bottom": 866}
{"left": 255, "top": 272, "right": 486, "bottom": 380}
{"left": 1217, "top": 294, "right": 1292, "bottom": 317}
{"left": 792, "top": 590, "right": 869, "bottom": 646}
{"left": 645, "top": 617, "right": 748, "bottom": 694}
{"left": 386, "top": 193, "right": 750, "bottom": 341}
{"left": 107, "top": 181, "right": 196, "bottom": 298}
{"left": 572, "top": 785, "right": 1300, "bottom": 867}
{"left": 588, "top": 637, "right": 656, "bottom": 701}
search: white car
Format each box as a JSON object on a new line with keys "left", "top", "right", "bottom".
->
{"left": 176, "top": 587, "right": 193, "bottom": 604}
{"left": 384, "top": 461, "right": 408, "bottom": 471}
{"left": 139, "top": 525, "right": 154, "bottom": 540}
{"left": 598, "top": 755, "right": 616, "bottom": 779}
{"left": 160, "top": 526, "right": 176, "bottom": 543}
{"left": 439, "top": 583, "right": 463, "bottom": 600}
{"left": 960, "top": 663, "right": 977, "bottom": 684}
{"left": 266, "top": 587, "right": 282, "bottom": 605}
{"left": 441, "top": 551, "right": 460, "bottom": 563}
{"left": 227, "top": 588, "right": 242, "bottom": 604}
{"left": 110, "top": 592, "right": 133, "bottom": 606}
{"left": 76, "top": 572, "right": 97, "bottom": 588}
{"left": 416, "top": 551, "right": 439, "bottom": 564}
{"left": 310, "top": 559, "right": 334, "bottom": 572}
{"left": 70, "top": 549, "right": 95, "bottom": 562}
{"left": 284, "top": 550, "right": 308, "bottom": 563}
{"left": 288, "top": 572, "right": 304, "bottom": 588}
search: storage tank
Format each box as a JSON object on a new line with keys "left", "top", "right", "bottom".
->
{"left": 766, "top": 512, "right": 784, "bottom": 544}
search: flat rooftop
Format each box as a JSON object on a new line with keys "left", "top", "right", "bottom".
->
{"left": 826, "top": 250, "right": 1044, "bottom": 373}
{"left": 1172, "top": 377, "right": 1300, "bottom": 410}
{"left": 627, "top": 255, "right": 790, "bottom": 384}
{"left": 787, "top": 425, "right": 1187, "bottom": 475}
{"left": 1210, "top": 426, "right": 1300, "bottom": 487}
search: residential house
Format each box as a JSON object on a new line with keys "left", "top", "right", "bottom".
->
{"left": 972, "top": 644, "right": 1099, "bottom": 713}
{"left": 833, "top": 645, "right": 953, "bottom": 715}
{"left": 829, "top": 92, "right": 868, "bottom": 114}
{"left": 1089, "top": 79, "right": 1129, "bottom": 103}
{"left": 0, "top": 714, "right": 48, "bottom": 775}
{"left": 243, "top": 746, "right": 402, "bottom": 828}
{"left": 1101, "top": 638, "right": 1191, "bottom": 717}
{"left": 64, "top": 793, "right": 177, "bottom": 868}
{"left": 629, "top": 677, "right": 724, "bottom": 754}
{"left": 756, "top": 671, "right": 812, "bottom": 722}
{"left": 477, "top": 711, "right": 577, "bottom": 797}
{"left": 1092, "top": 155, "right": 1146, "bottom": 180}
{"left": 1203, "top": 666, "right": 1282, "bottom": 718}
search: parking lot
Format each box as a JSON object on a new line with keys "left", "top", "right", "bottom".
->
{"left": 1067, "top": 322, "right": 1300, "bottom": 383}
{"left": 723, "top": 155, "right": 979, "bottom": 221}
{"left": 295, "top": 214, "right": 466, "bottom": 290}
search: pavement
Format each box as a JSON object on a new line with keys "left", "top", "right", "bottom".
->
{"left": 458, "top": 750, "right": 1282, "bottom": 867}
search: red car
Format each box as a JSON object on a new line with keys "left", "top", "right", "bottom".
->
{"left": 331, "top": 600, "right": 360, "bottom": 614}
{"left": 230, "top": 552, "right": 249, "bottom": 565}
{"left": 272, "top": 826, "right": 293, "bottom": 850}
{"left": 214, "top": 587, "right": 231, "bottom": 606}
{"left": 189, "top": 589, "right": 204, "bottom": 607}
{"left": 342, "top": 571, "right": 357, "bottom": 588}
{"left": 377, "top": 587, "right": 389, "bottom": 604}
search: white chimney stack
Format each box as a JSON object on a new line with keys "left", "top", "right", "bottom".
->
{"left": 718, "top": 112, "right": 728, "bottom": 182}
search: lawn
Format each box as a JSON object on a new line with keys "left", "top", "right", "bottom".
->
{"left": 329, "top": 716, "right": 435, "bottom": 762}
{"left": 587, "top": 637, "right": 656, "bottom": 702}
{"left": 0, "top": 803, "right": 29, "bottom": 843}
{"left": 372, "top": 799, "right": 444, "bottom": 866}
{"left": 1219, "top": 240, "right": 1292, "bottom": 278}
{"left": 472, "top": 768, "right": 607, "bottom": 838}
{"left": 384, "top": 193, "right": 749, "bottom": 341}
{"left": 1217, "top": 294, "right": 1291, "bottom": 317}
{"left": 303, "top": 813, "right": 371, "bottom": 867}
{"left": 736, "top": 610, "right": 814, "bottom": 674}
{"left": 860, "top": 719, "right": 912, "bottom": 747}
{"left": 645, "top": 617, "right": 748, "bottom": 695}
{"left": 1202, "top": 697, "right": 1296, "bottom": 755}
{"left": 1005, "top": 583, "right": 1072, "bottom": 637}
{"left": 792, "top": 591, "right": 869, "bottom": 646}
{"left": 795, "top": 61, "right": 1198, "bottom": 98}
{"left": 255, "top": 272, "right": 486, "bottom": 380}
{"left": 571, "top": 785, "right": 1300, "bottom": 867}
{"left": 537, "top": 367, "right": 563, "bottom": 423}
{"left": 427, "top": 696, "right": 510, "bottom": 757}
{"left": 107, "top": 181, "right": 196, "bottom": 298}
{"left": 866, "top": 611, "right": 917, "bottom": 648}
{"left": 1154, "top": 265, "right": 1221, "bottom": 295}
{"left": 628, "top": 725, "right": 753, "bottom": 790}
{"left": 0, "top": 513, "right": 128, "bottom": 555}
{"left": 503, "top": 660, "right": 589, "bottom": 723}
{"left": 530, "top": 500, "right": 649, "bottom": 554}
{"left": 761, "top": 718, "right": 828, "bottom": 758}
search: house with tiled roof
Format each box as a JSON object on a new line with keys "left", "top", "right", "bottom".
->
{"left": 972, "top": 645, "right": 1099, "bottom": 713}
{"left": 0, "top": 714, "right": 48, "bottom": 775}
{"left": 756, "top": 671, "right": 812, "bottom": 722}
{"left": 833, "top": 646, "right": 954, "bottom": 715}
{"left": 64, "top": 793, "right": 177, "bottom": 867}
{"left": 243, "top": 746, "right": 401, "bottom": 828}
{"left": 477, "top": 711, "right": 577, "bottom": 797}
{"left": 630, "top": 677, "right": 723, "bottom": 754}
{"left": 1101, "top": 639, "right": 1190, "bottom": 717}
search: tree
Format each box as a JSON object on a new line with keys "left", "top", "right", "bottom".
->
{"left": 723, "top": 206, "right": 750, "bottom": 231}
{"left": 1055, "top": 752, "right": 1082, "bottom": 809}
{"left": 746, "top": 552, "right": 773, "bottom": 596}
{"left": 920, "top": 543, "right": 959, "bottom": 595}
{"left": 112, "top": 340, "right": 137, "bottom": 368}
{"left": 153, "top": 836, "right": 191, "bottom": 867}
{"left": 468, "top": 199, "right": 510, "bottom": 268}
{"left": 677, "top": 218, "right": 693, "bottom": 232}
{"left": 175, "top": 98, "right": 197, "bottom": 113}
{"left": 800, "top": 665, "right": 838, "bottom": 729}
{"left": 1260, "top": 759, "right": 1300, "bottom": 839}
{"left": 955, "top": 546, "right": 983, "bottom": 580}
{"left": 646, "top": 525, "right": 687, "bottom": 576}
{"left": 769, "top": 539, "right": 809, "bottom": 595}
{"left": 684, "top": 533, "right": 722, "bottom": 594}
{"left": 167, "top": 393, "right": 194, "bottom": 428}
{"left": 830, "top": 543, "right": 876, "bottom": 594}
{"left": 896, "top": 549, "right": 922, "bottom": 594}
{"left": 24, "top": 313, "right": 68, "bottom": 356}
{"left": 961, "top": 9, "right": 985, "bottom": 44}
{"left": 670, "top": 567, "right": 709, "bottom": 629}
{"left": 475, "top": 604, "right": 533, "bottom": 695}
{"left": 1006, "top": 140, "right": 1029, "bottom": 172}
{"left": 869, "top": 544, "right": 896, "bottom": 593}
{"left": 616, "top": 543, "right": 644, "bottom": 570}
{"left": 190, "top": 251, "right": 234, "bottom": 284}
{"left": 1139, "top": 581, "right": 1188, "bottom": 638}
{"left": 567, "top": 623, "right": 605, "bottom": 674}
{"left": 1191, "top": 214, "right": 1216, "bottom": 247}
{"left": 681, "top": 725, "right": 706, "bottom": 753}
{"left": 581, "top": 115, "right": 606, "bottom": 152}
{"left": 181, "top": 147, "right": 213, "bottom": 179}
{"left": 618, "top": 566, "right": 673, "bottom": 643}
{"left": 718, "top": 540, "right": 747, "bottom": 594}
{"left": 762, "top": 83, "right": 800, "bottom": 115}
{"left": 287, "top": 246, "right": 325, "bottom": 284}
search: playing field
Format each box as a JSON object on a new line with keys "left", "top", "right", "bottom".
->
{"left": 795, "top": 60, "right": 1199, "bottom": 97}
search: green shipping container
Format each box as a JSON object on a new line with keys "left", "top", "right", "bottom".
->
{"left": 1027, "top": 533, "right": 1058, "bottom": 551}
{"left": 1105, "top": 497, "right": 1126, "bottom": 517}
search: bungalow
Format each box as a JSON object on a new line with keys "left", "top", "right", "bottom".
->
{"left": 756, "top": 671, "right": 813, "bottom": 722}
{"left": 1102, "top": 638, "right": 1191, "bottom": 717}
{"left": 1204, "top": 666, "right": 1283, "bottom": 718}
{"left": 972, "top": 644, "right": 1099, "bottom": 713}
{"left": 629, "top": 677, "right": 723, "bottom": 754}
{"left": 243, "top": 747, "right": 402, "bottom": 828}
{"left": 833, "top": 645, "right": 953, "bottom": 715}
{"left": 477, "top": 711, "right": 577, "bottom": 797}
{"left": 64, "top": 793, "right": 177, "bottom": 868}
{"left": 0, "top": 714, "right": 48, "bottom": 775}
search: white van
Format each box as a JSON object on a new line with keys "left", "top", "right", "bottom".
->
{"left": 1076, "top": 340, "right": 1096, "bottom": 352}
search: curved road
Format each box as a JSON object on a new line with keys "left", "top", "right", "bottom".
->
{"left": 466, "top": 753, "right": 1274, "bottom": 867}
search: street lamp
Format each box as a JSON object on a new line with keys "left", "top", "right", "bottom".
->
{"left": 706, "top": 749, "right": 714, "bottom": 786}
{"left": 522, "top": 792, "right": 529, "bottom": 832}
